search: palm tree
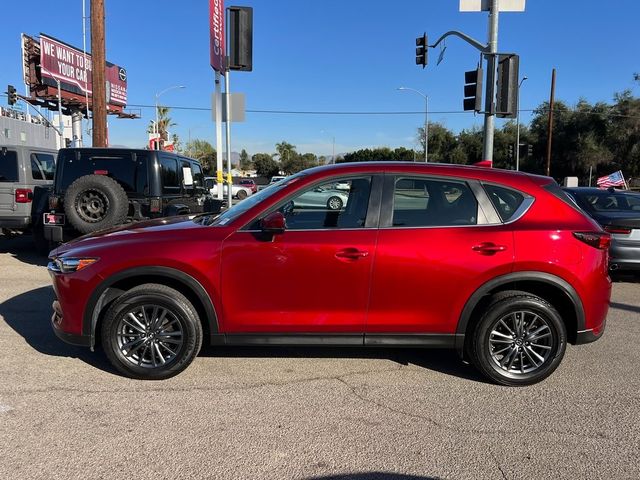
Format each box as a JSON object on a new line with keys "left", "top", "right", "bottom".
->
{"left": 147, "top": 106, "right": 176, "bottom": 142}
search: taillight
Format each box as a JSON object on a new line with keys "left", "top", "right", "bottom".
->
{"left": 15, "top": 189, "right": 32, "bottom": 203}
{"left": 49, "top": 195, "right": 60, "bottom": 210}
{"left": 150, "top": 197, "right": 162, "bottom": 213}
{"left": 573, "top": 231, "right": 611, "bottom": 250}
{"left": 604, "top": 226, "right": 632, "bottom": 235}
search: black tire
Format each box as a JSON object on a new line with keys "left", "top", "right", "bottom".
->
{"left": 327, "top": 196, "right": 343, "bottom": 210}
{"left": 64, "top": 174, "right": 128, "bottom": 234}
{"left": 101, "top": 283, "right": 203, "bottom": 380}
{"left": 470, "top": 292, "right": 567, "bottom": 386}
{"left": 236, "top": 189, "right": 248, "bottom": 200}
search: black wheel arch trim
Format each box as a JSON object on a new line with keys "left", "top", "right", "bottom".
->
{"left": 454, "top": 271, "right": 586, "bottom": 356}
{"left": 82, "top": 266, "right": 218, "bottom": 349}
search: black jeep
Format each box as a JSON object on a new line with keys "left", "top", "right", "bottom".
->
{"left": 33, "top": 148, "right": 220, "bottom": 252}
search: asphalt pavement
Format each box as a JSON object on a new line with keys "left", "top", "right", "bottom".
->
{"left": 0, "top": 234, "right": 638, "bottom": 480}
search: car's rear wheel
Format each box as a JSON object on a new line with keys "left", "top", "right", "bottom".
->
{"left": 471, "top": 292, "right": 567, "bottom": 386}
{"left": 327, "top": 196, "right": 343, "bottom": 210}
{"left": 236, "top": 189, "right": 248, "bottom": 200}
{"left": 101, "top": 284, "right": 202, "bottom": 380}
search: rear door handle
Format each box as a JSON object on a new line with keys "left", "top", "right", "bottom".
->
{"left": 472, "top": 242, "right": 508, "bottom": 255}
{"left": 335, "top": 248, "right": 369, "bottom": 260}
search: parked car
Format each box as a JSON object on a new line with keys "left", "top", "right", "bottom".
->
{"left": 35, "top": 148, "right": 219, "bottom": 252}
{"left": 239, "top": 179, "right": 258, "bottom": 194}
{"left": 0, "top": 145, "right": 56, "bottom": 237}
{"left": 269, "top": 175, "right": 286, "bottom": 185}
{"left": 204, "top": 177, "right": 253, "bottom": 199}
{"left": 49, "top": 162, "right": 611, "bottom": 385}
{"left": 291, "top": 184, "right": 349, "bottom": 210}
{"left": 564, "top": 187, "right": 640, "bottom": 272}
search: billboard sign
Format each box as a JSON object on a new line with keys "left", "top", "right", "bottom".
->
{"left": 39, "top": 34, "right": 127, "bottom": 107}
{"left": 209, "top": 0, "right": 225, "bottom": 72}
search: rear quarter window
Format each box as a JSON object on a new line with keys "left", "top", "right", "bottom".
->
{"left": 483, "top": 184, "right": 526, "bottom": 222}
{"left": 0, "top": 150, "right": 19, "bottom": 182}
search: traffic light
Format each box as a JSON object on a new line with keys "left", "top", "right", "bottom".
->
{"left": 415, "top": 33, "right": 427, "bottom": 68}
{"left": 507, "top": 143, "right": 514, "bottom": 160}
{"left": 527, "top": 144, "right": 533, "bottom": 157}
{"left": 228, "top": 6, "right": 253, "bottom": 71}
{"left": 7, "top": 85, "right": 17, "bottom": 106}
{"left": 463, "top": 68, "right": 483, "bottom": 112}
{"left": 496, "top": 54, "right": 520, "bottom": 118}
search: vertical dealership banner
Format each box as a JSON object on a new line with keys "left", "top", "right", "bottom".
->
{"left": 210, "top": 0, "right": 225, "bottom": 71}
{"left": 39, "top": 34, "right": 127, "bottom": 107}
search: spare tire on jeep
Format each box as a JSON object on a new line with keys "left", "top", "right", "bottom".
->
{"left": 64, "top": 174, "right": 129, "bottom": 234}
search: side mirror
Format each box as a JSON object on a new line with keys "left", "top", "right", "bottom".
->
{"left": 260, "top": 211, "right": 286, "bottom": 234}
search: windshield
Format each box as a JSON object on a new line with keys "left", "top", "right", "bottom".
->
{"left": 572, "top": 190, "right": 640, "bottom": 213}
{"left": 207, "top": 173, "right": 302, "bottom": 226}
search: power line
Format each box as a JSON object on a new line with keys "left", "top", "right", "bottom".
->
{"left": 126, "top": 102, "right": 640, "bottom": 120}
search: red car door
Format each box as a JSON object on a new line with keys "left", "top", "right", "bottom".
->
{"left": 220, "top": 175, "right": 379, "bottom": 334}
{"left": 367, "top": 174, "right": 515, "bottom": 335}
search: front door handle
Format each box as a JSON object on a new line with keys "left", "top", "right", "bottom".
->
{"left": 335, "top": 248, "right": 369, "bottom": 260}
{"left": 472, "top": 242, "right": 508, "bottom": 255}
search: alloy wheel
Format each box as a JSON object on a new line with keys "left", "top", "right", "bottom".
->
{"left": 115, "top": 305, "right": 184, "bottom": 369}
{"left": 488, "top": 310, "right": 555, "bottom": 375}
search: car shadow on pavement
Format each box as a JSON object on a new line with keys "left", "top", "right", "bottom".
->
{"left": 0, "top": 234, "right": 49, "bottom": 267}
{"left": 200, "top": 345, "right": 488, "bottom": 384}
{"left": 0, "top": 285, "right": 117, "bottom": 375}
{"left": 2, "top": 285, "right": 487, "bottom": 383}
{"left": 305, "top": 473, "right": 439, "bottom": 480}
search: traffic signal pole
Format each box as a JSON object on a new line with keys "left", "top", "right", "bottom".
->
{"left": 481, "top": 0, "right": 499, "bottom": 164}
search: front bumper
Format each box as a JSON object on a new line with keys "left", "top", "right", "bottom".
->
{"left": 51, "top": 300, "right": 91, "bottom": 347}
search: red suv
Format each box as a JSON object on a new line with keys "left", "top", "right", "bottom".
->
{"left": 48, "top": 163, "right": 611, "bottom": 385}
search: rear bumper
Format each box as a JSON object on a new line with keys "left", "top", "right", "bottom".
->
{"left": 575, "top": 324, "right": 605, "bottom": 345}
{"left": 0, "top": 216, "right": 30, "bottom": 229}
{"left": 44, "top": 225, "right": 65, "bottom": 242}
{"left": 610, "top": 241, "right": 640, "bottom": 271}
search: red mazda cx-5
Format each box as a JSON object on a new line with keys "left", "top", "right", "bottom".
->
{"left": 48, "top": 162, "right": 611, "bottom": 385}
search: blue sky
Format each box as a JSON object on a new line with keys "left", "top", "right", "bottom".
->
{"left": 2, "top": 0, "right": 639, "bottom": 156}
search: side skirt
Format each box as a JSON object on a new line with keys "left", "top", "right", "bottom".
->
{"left": 210, "top": 334, "right": 459, "bottom": 348}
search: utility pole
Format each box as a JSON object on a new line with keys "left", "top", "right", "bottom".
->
{"left": 481, "top": 0, "right": 499, "bottom": 164}
{"left": 546, "top": 68, "right": 556, "bottom": 176}
{"left": 91, "top": 0, "right": 107, "bottom": 147}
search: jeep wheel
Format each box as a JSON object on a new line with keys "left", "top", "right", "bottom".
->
{"left": 64, "top": 174, "right": 128, "bottom": 234}
{"left": 101, "top": 284, "right": 203, "bottom": 380}
{"left": 470, "top": 292, "right": 567, "bottom": 386}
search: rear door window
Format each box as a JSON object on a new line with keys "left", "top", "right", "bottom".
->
{"left": 30, "top": 153, "right": 56, "bottom": 181}
{"left": 59, "top": 151, "right": 142, "bottom": 192}
{"left": 392, "top": 176, "right": 478, "bottom": 227}
{"left": 0, "top": 150, "right": 19, "bottom": 182}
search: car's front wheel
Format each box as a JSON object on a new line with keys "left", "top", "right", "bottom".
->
{"left": 470, "top": 292, "right": 567, "bottom": 386}
{"left": 101, "top": 284, "right": 203, "bottom": 380}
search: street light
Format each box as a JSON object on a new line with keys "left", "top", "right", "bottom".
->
{"left": 515, "top": 76, "right": 528, "bottom": 171}
{"left": 154, "top": 85, "right": 185, "bottom": 149}
{"left": 398, "top": 87, "right": 428, "bottom": 162}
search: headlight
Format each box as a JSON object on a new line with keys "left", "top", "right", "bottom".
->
{"left": 48, "top": 257, "right": 99, "bottom": 273}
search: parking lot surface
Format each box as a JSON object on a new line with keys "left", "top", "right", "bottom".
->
{"left": 0, "top": 235, "right": 639, "bottom": 480}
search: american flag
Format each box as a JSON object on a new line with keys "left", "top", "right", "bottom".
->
{"left": 597, "top": 170, "right": 626, "bottom": 188}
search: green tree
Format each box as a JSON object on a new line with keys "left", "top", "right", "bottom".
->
{"left": 185, "top": 139, "right": 216, "bottom": 174}
{"left": 253, "top": 153, "right": 279, "bottom": 177}
{"left": 418, "top": 122, "right": 458, "bottom": 163}
{"left": 239, "top": 149, "right": 251, "bottom": 170}
{"left": 147, "top": 106, "right": 175, "bottom": 142}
